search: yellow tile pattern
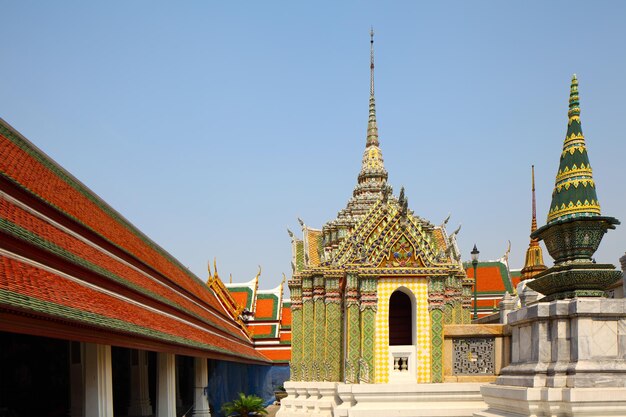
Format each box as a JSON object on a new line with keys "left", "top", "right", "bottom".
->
{"left": 374, "top": 277, "right": 430, "bottom": 383}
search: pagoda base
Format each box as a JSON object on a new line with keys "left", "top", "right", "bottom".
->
{"left": 277, "top": 381, "right": 486, "bottom": 417}
{"left": 475, "top": 297, "right": 626, "bottom": 416}
{"left": 475, "top": 385, "right": 626, "bottom": 417}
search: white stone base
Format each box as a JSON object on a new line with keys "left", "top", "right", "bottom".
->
{"left": 277, "top": 381, "right": 485, "bottom": 417}
{"left": 475, "top": 384, "right": 626, "bottom": 416}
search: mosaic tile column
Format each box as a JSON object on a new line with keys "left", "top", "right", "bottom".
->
{"left": 288, "top": 277, "right": 303, "bottom": 381}
{"left": 313, "top": 275, "right": 326, "bottom": 381}
{"left": 430, "top": 307, "right": 444, "bottom": 383}
{"left": 359, "top": 276, "right": 377, "bottom": 383}
{"left": 325, "top": 274, "right": 343, "bottom": 382}
{"left": 428, "top": 278, "right": 445, "bottom": 383}
{"left": 301, "top": 276, "right": 314, "bottom": 381}
{"left": 345, "top": 273, "right": 361, "bottom": 383}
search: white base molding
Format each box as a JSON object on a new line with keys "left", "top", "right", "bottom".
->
{"left": 475, "top": 384, "right": 626, "bottom": 416}
{"left": 277, "top": 381, "right": 486, "bottom": 417}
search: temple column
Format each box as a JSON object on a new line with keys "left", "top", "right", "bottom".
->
{"left": 192, "top": 357, "right": 211, "bottom": 417}
{"left": 324, "top": 273, "right": 343, "bottom": 382}
{"left": 345, "top": 273, "right": 360, "bottom": 383}
{"left": 313, "top": 275, "right": 326, "bottom": 380}
{"left": 69, "top": 341, "right": 84, "bottom": 417}
{"left": 429, "top": 275, "right": 448, "bottom": 383}
{"left": 288, "top": 276, "right": 303, "bottom": 381}
{"left": 156, "top": 352, "right": 176, "bottom": 417}
{"left": 84, "top": 343, "right": 113, "bottom": 417}
{"left": 301, "top": 276, "right": 314, "bottom": 380}
{"left": 128, "top": 349, "right": 153, "bottom": 416}
{"left": 359, "top": 276, "right": 377, "bottom": 383}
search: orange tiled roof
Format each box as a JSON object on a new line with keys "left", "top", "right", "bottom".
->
{"left": 464, "top": 261, "right": 514, "bottom": 294}
{"left": 0, "top": 256, "right": 267, "bottom": 362}
{"left": 0, "top": 123, "right": 226, "bottom": 315}
{"left": 0, "top": 120, "right": 269, "bottom": 363}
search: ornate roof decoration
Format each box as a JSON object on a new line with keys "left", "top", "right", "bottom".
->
{"left": 224, "top": 267, "right": 260, "bottom": 312}
{"left": 206, "top": 260, "right": 251, "bottom": 337}
{"left": 547, "top": 75, "right": 601, "bottom": 224}
{"left": 0, "top": 119, "right": 268, "bottom": 362}
{"left": 521, "top": 165, "right": 547, "bottom": 280}
{"left": 329, "top": 29, "right": 389, "bottom": 230}
{"left": 289, "top": 31, "right": 465, "bottom": 279}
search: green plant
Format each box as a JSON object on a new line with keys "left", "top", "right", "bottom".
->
{"left": 221, "top": 393, "right": 268, "bottom": 417}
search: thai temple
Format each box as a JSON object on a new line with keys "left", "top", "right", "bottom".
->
{"left": 2, "top": 28, "right": 626, "bottom": 417}
{"left": 0, "top": 118, "right": 289, "bottom": 415}
{"left": 222, "top": 268, "right": 292, "bottom": 364}
{"left": 285, "top": 30, "right": 472, "bottom": 387}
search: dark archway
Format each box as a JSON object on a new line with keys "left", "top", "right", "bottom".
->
{"left": 388, "top": 290, "right": 413, "bottom": 345}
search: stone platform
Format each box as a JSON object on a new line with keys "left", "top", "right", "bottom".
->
{"left": 277, "top": 381, "right": 486, "bottom": 417}
{"left": 475, "top": 297, "right": 626, "bottom": 416}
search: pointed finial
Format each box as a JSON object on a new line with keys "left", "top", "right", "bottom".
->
{"left": 213, "top": 258, "right": 218, "bottom": 277}
{"left": 229, "top": 273, "right": 232, "bottom": 284}
{"left": 531, "top": 165, "right": 537, "bottom": 233}
{"left": 568, "top": 74, "right": 580, "bottom": 120}
{"left": 207, "top": 260, "right": 212, "bottom": 278}
{"left": 281, "top": 273, "right": 287, "bottom": 286}
{"left": 547, "top": 75, "right": 600, "bottom": 223}
{"left": 370, "top": 27, "right": 375, "bottom": 96}
{"left": 366, "top": 28, "right": 379, "bottom": 147}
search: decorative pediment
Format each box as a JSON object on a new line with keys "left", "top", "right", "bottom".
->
{"left": 378, "top": 234, "right": 425, "bottom": 268}
{"left": 328, "top": 198, "right": 456, "bottom": 270}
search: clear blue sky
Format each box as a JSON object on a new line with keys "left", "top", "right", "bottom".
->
{"left": 2, "top": 1, "right": 625, "bottom": 293}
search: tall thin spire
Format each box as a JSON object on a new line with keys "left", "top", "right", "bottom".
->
{"left": 370, "top": 27, "right": 375, "bottom": 97}
{"left": 521, "top": 165, "right": 546, "bottom": 281}
{"left": 366, "top": 27, "right": 379, "bottom": 148}
{"left": 343, "top": 28, "right": 388, "bottom": 218}
{"left": 531, "top": 165, "right": 537, "bottom": 233}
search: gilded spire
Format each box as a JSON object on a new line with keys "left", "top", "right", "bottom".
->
{"left": 547, "top": 75, "right": 600, "bottom": 224}
{"left": 354, "top": 28, "right": 387, "bottom": 201}
{"left": 521, "top": 165, "right": 546, "bottom": 281}
{"left": 367, "top": 27, "right": 379, "bottom": 147}
{"left": 531, "top": 165, "right": 537, "bottom": 233}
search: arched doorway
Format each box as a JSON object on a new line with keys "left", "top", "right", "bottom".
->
{"left": 388, "top": 288, "right": 416, "bottom": 381}
{"left": 389, "top": 290, "right": 413, "bottom": 345}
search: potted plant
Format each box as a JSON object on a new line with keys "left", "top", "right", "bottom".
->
{"left": 221, "top": 393, "right": 268, "bottom": 417}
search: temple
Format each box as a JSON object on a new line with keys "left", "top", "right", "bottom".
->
{"left": 223, "top": 269, "right": 292, "bottom": 364}
{"left": 0, "top": 118, "right": 279, "bottom": 416}
{"left": 286, "top": 30, "right": 472, "bottom": 386}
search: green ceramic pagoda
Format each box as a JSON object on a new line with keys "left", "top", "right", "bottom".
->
{"left": 528, "top": 75, "right": 621, "bottom": 300}
{"left": 547, "top": 74, "right": 600, "bottom": 224}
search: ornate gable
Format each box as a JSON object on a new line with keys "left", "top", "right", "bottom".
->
{"left": 326, "top": 197, "right": 460, "bottom": 272}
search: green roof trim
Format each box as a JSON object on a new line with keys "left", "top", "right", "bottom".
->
{"left": 252, "top": 324, "right": 278, "bottom": 339}
{"left": 226, "top": 286, "right": 255, "bottom": 311}
{"left": 295, "top": 240, "right": 305, "bottom": 271}
{"left": 0, "top": 289, "right": 266, "bottom": 362}
{"left": 257, "top": 293, "right": 279, "bottom": 319}
{"left": 0, "top": 120, "right": 208, "bottom": 288}
{"left": 0, "top": 218, "right": 244, "bottom": 340}
{"left": 463, "top": 260, "right": 513, "bottom": 293}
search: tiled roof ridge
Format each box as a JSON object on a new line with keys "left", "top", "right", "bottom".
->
{"left": 0, "top": 289, "right": 267, "bottom": 363}
{"left": 0, "top": 256, "right": 269, "bottom": 362}
{"left": 0, "top": 212, "right": 248, "bottom": 341}
{"left": 0, "top": 120, "right": 228, "bottom": 318}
